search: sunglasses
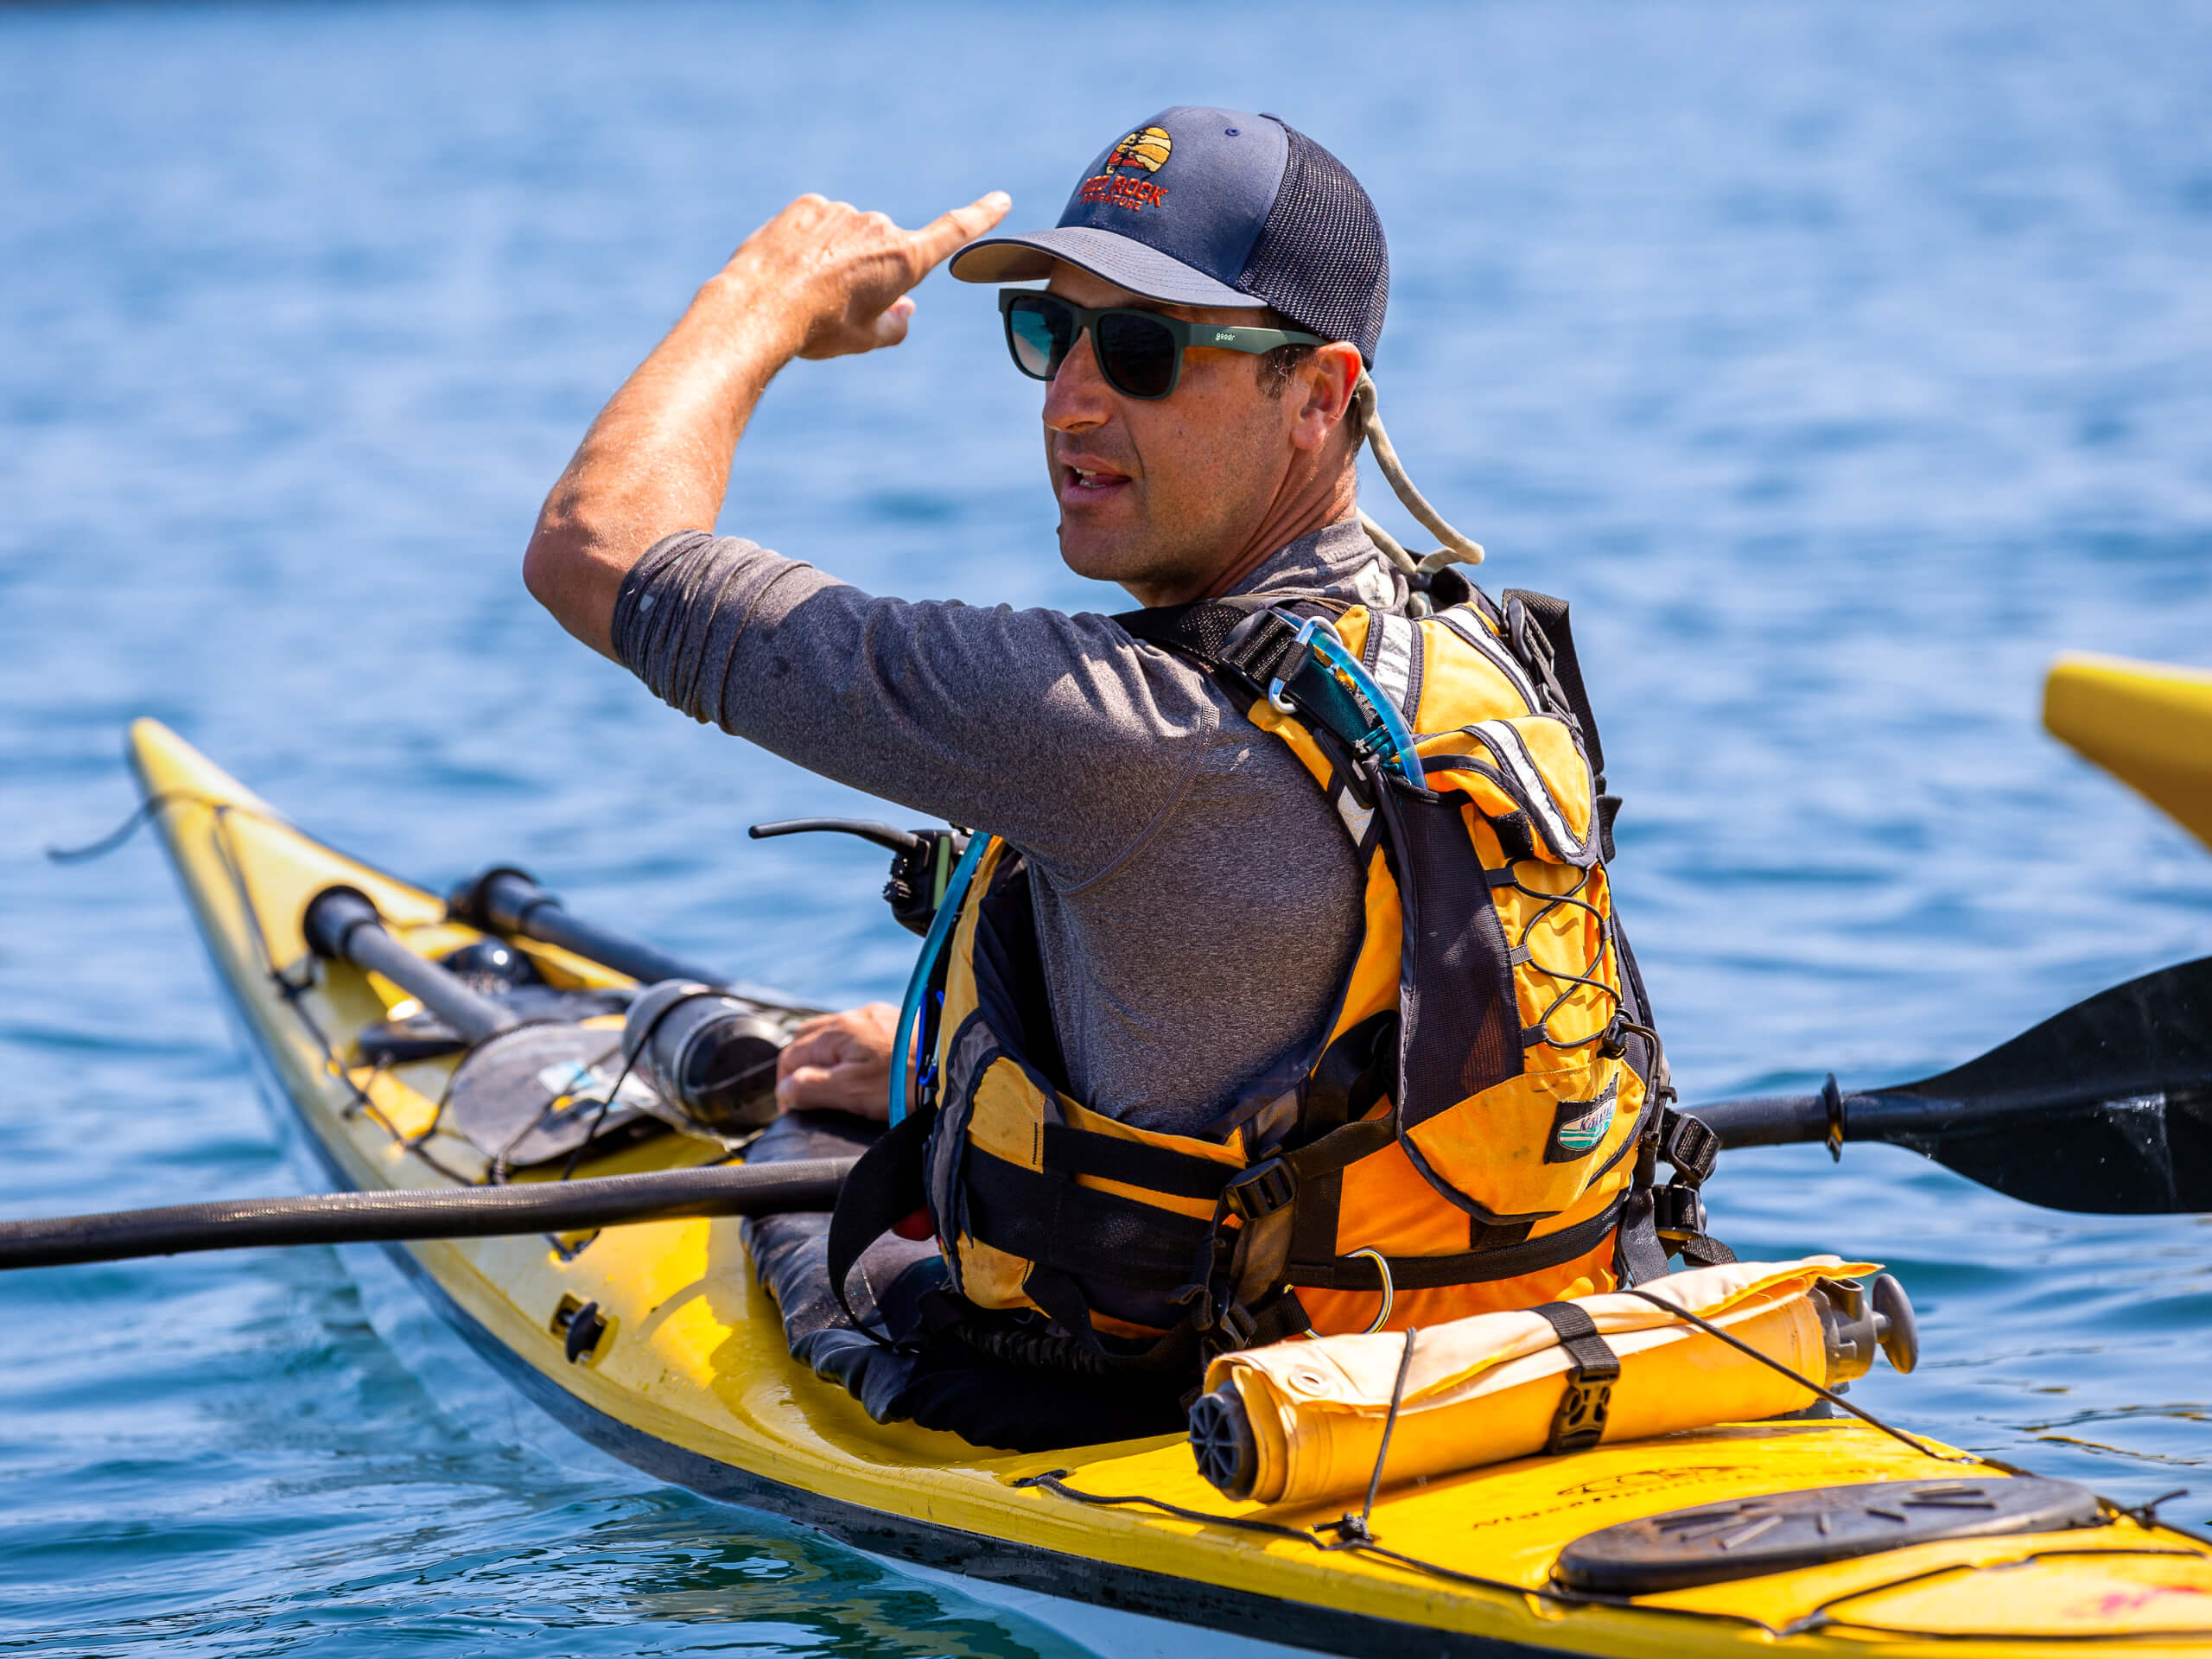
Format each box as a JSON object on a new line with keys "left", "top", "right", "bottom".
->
{"left": 998, "top": 290, "right": 1325, "bottom": 401}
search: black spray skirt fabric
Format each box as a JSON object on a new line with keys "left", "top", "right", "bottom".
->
{"left": 740, "top": 1110, "right": 1189, "bottom": 1452}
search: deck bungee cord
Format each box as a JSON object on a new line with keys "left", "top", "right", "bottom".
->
{"left": 50, "top": 791, "right": 482, "bottom": 1180}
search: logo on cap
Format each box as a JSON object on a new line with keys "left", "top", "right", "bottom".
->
{"left": 1080, "top": 125, "right": 1172, "bottom": 213}
{"left": 1105, "top": 126, "right": 1173, "bottom": 173}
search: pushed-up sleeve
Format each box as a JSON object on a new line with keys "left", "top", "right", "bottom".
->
{"left": 612, "top": 530, "right": 1220, "bottom": 880}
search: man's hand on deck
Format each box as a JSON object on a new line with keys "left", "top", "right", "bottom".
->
{"left": 774, "top": 1001, "right": 902, "bottom": 1121}
{"left": 523, "top": 188, "right": 1011, "bottom": 658}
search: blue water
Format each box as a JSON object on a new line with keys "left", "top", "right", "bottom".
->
{"left": 4, "top": 1, "right": 2211, "bottom": 1650}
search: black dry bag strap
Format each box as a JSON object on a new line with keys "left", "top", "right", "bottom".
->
{"left": 824, "top": 1103, "right": 937, "bottom": 1346}
{"left": 1530, "top": 1300, "right": 1621, "bottom": 1455}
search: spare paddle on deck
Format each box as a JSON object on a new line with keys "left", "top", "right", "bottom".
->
{"left": 305, "top": 886, "right": 518, "bottom": 1044}
{"left": 0, "top": 1159, "right": 855, "bottom": 1271}
{"left": 1686, "top": 954, "right": 2212, "bottom": 1214}
{"left": 447, "top": 866, "right": 729, "bottom": 989}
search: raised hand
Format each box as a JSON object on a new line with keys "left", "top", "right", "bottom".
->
{"left": 721, "top": 190, "right": 1013, "bottom": 360}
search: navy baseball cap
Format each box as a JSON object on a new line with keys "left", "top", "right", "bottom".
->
{"left": 950, "top": 106, "right": 1389, "bottom": 365}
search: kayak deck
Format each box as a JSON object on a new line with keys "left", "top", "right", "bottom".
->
{"left": 131, "top": 716, "right": 2212, "bottom": 1656}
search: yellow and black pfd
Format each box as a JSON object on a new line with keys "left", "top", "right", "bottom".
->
{"left": 829, "top": 579, "right": 1727, "bottom": 1369}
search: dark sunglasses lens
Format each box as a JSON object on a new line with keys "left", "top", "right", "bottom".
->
{"left": 1096, "top": 312, "right": 1179, "bottom": 398}
{"left": 1007, "top": 298, "right": 1073, "bottom": 380}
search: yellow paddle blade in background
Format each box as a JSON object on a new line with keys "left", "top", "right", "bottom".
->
{"left": 2044, "top": 652, "right": 2212, "bottom": 853}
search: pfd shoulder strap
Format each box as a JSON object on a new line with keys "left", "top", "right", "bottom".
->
{"left": 1499, "top": 588, "right": 1605, "bottom": 782}
{"left": 1112, "top": 597, "right": 1323, "bottom": 695}
{"left": 1116, "top": 598, "right": 1412, "bottom": 785}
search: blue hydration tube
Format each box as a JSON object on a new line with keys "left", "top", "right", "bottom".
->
{"left": 887, "top": 830, "right": 990, "bottom": 1125}
{"left": 1282, "top": 617, "right": 1427, "bottom": 788}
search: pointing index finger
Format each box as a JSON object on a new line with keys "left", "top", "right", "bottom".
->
{"left": 908, "top": 190, "right": 1013, "bottom": 276}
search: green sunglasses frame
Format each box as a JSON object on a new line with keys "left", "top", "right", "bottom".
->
{"left": 997, "top": 289, "right": 1325, "bottom": 401}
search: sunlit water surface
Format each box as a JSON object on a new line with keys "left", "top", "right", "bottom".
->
{"left": 3, "top": 3, "right": 2210, "bottom": 1652}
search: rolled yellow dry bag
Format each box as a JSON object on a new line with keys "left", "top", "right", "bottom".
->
{"left": 1189, "top": 1256, "right": 1914, "bottom": 1505}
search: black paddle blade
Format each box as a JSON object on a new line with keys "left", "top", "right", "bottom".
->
{"left": 1688, "top": 956, "right": 2212, "bottom": 1215}
{"left": 1871, "top": 954, "right": 2212, "bottom": 1213}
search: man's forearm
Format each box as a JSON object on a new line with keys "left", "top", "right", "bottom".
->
{"left": 523, "top": 276, "right": 798, "bottom": 658}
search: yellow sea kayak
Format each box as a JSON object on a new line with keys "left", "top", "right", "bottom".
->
{"left": 2046, "top": 652, "right": 2212, "bottom": 851}
{"left": 130, "top": 716, "right": 2212, "bottom": 1656}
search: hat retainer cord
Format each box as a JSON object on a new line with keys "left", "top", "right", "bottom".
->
{"left": 1352, "top": 373, "right": 1485, "bottom": 606}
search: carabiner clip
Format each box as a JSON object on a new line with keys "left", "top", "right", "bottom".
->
{"left": 1267, "top": 614, "right": 1344, "bottom": 717}
{"left": 1263, "top": 611, "right": 1427, "bottom": 787}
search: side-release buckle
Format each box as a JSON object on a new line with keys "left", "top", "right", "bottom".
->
{"left": 1530, "top": 1300, "right": 1622, "bottom": 1456}
{"left": 1553, "top": 1373, "right": 1615, "bottom": 1455}
{"left": 1222, "top": 1157, "right": 1298, "bottom": 1223}
{"left": 1211, "top": 1300, "right": 1259, "bottom": 1352}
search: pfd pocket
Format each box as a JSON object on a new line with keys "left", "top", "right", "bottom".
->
{"left": 1421, "top": 714, "right": 1600, "bottom": 868}
{"left": 1386, "top": 708, "right": 1636, "bottom": 1223}
{"left": 1399, "top": 1052, "right": 1644, "bottom": 1224}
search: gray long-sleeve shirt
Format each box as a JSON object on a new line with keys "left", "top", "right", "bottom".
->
{"left": 613, "top": 517, "right": 1406, "bottom": 1135}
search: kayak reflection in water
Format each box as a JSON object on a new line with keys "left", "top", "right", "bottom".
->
{"left": 522, "top": 107, "right": 1684, "bottom": 1451}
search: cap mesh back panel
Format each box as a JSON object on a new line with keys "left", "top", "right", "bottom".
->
{"left": 1238, "top": 122, "right": 1389, "bottom": 365}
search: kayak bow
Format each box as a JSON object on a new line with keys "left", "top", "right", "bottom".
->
{"left": 2046, "top": 651, "right": 2212, "bottom": 850}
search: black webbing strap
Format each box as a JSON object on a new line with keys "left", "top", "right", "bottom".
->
{"left": 1529, "top": 1300, "right": 1621, "bottom": 1455}
{"left": 1287, "top": 1116, "right": 1396, "bottom": 1183}
{"left": 1656, "top": 1108, "right": 1721, "bottom": 1185}
{"left": 823, "top": 1103, "right": 938, "bottom": 1344}
{"left": 964, "top": 1147, "right": 1217, "bottom": 1284}
{"left": 1287, "top": 1197, "right": 1621, "bottom": 1291}
{"left": 1113, "top": 599, "right": 1304, "bottom": 691}
{"left": 1500, "top": 588, "right": 1605, "bottom": 780}
{"left": 1612, "top": 1185, "right": 1674, "bottom": 1286}
{"left": 1040, "top": 1123, "right": 1235, "bottom": 1202}
{"left": 1116, "top": 598, "right": 1390, "bottom": 767}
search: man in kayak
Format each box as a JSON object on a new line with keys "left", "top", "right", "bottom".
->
{"left": 525, "top": 109, "right": 1384, "bottom": 1156}
{"left": 525, "top": 108, "right": 1680, "bottom": 1444}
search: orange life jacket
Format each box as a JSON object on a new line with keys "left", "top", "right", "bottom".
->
{"left": 833, "top": 584, "right": 1726, "bottom": 1369}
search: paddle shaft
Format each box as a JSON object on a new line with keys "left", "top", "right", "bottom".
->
{"left": 1688, "top": 1087, "right": 1973, "bottom": 1149}
{"left": 0, "top": 1158, "right": 854, "bottom": 1270}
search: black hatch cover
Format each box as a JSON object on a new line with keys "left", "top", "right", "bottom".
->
{"left": 1554, "top": 1477, "right": 2104, "bottom": 1594}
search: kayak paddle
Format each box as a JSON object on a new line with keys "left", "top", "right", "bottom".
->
{"left": 0, "top": 1158, "right": 855, "bottom": 1272}
{"left": 6, "top": 951, "right": 2206, "bottom": 1271}
{"left": 1685, "top": 954, "right": 2212, "bottom": 1214}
